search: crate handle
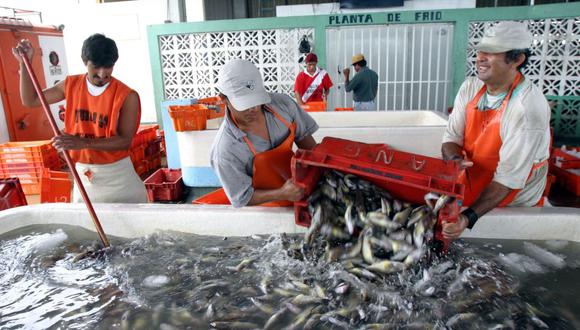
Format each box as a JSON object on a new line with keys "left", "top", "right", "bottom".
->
{"left": 345, "top": 145, "right": 361, "bottom": 158}
{"left": 412, "top": 156, "right": 426, "bottom": 171}
{"left": 375, "top": 149, "right": 394, "bottom": 165}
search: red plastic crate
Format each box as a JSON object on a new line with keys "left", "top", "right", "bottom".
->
{"left": 145, "top": 137, "right": 163, "bottom": 157}
{"left": 134, "top": 159, "right": 148, "bottom": 176}
{"left": 40, "top": 169, "right": 71, "bottom": 203}
{"left": 0, "top": 149, "right": 58, "bottom": 163}
{"left": 144, "top": 168, "right": 184, "bottom": 202}
{"left": 197, "top": 96, "right": 226, "bottom": 120}
{"left": 549, "top": 148, "right": 580, "bottom": 196}
{"left": 0, "top": 140, "right": 55, "bottom": 155}
{"left": 302, "top": 101, "right": 327, "bottom": 112}
{"left": 549, "top": 165, "right": 580, "bottom": 196}
{"left": 159, "top": 130, "right": 166, "bottom": 153}
{"left": 292, "top": 137, "right": 464, "bottom": 250}
{"left": 130, "top": 144, "right": 146, "bottom": 163}
{"left": 147, "top": 154, "right": 162, "bottom": 172}
{"left": 0, "top": 141, "right": 58, "bottom": 166}
{"left": 551, "top": 147, "right": 580, "bottom": 169}
{"left": 0, "top": 178, "right": 28, "bottom": 211}
{"left": 168, "top": 105, "right": 208, "bottom": 131}
{"left": 20, "top": 183, "right": 40, "bottom": 195}
{"left": 1, "top": 172, "right": 41, "bottom": 183}
{"left": 0, "top": 156, "right": 61, "bottom": 177}
{"left": 132, "top": 124, "right": 159, "bottom": 148}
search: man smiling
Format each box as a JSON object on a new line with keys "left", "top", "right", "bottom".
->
{"left": 441, "top": 21, "right": 551, "bottom": 239}
{"left": 13, "top": 34, "right": 147, "bottom": 203}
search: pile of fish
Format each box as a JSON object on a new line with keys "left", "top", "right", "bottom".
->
{"left": 3, "top": 170, "right": 572, "bottom": 329}
{"left": 300, "top": 169, "right": 452, "bottom": 277}
{"left": 1, "top": 225, "right": 570, "bottom": 329}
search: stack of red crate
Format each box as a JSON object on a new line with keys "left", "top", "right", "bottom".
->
{"left": 549, "top": 146, "right": 580, "bottom": 196}
{"left": 0, "top": 141, "right": 62, "bottom": 194}
{"left": 131, "top": 124, "right": 164, "bottom": 177}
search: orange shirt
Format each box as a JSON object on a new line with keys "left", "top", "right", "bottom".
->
{"left": 64, "top": 74, "right": 140, "bottom": 164}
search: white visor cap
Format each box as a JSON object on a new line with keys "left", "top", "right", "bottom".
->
{"left": 217, "top": 59, "right": 271, "bottom": 111}
{"left": 475, "top": 21, "right": 533, "bottom": 54}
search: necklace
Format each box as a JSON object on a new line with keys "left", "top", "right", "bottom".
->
{"left": 477, "top": 90, "right": 508, "bottom": 111}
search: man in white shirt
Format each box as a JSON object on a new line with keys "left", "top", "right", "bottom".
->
{"left": 441, "top": 21, "right": 551, "bottom": 239}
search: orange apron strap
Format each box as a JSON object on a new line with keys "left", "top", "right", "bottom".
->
{"left": 498, "top": 159, "right": 549, "bottom": 207}
{"left": 192, "top": 188, "right": 231, "bottom": 204}
{"left": 194, "top": 105, "right": 296, "bottom": 206}
{"left": 534, "top": 160, "right": 549, "bottom": 207}
{"left": 192, "top": 188, "right": 293, "bottom": 206}
{"left": 233, "top": 105, "right": 292, "bottom": 156}
{"left": 242, "top": 136, "right": 258, "bottom": 156}
{"left": 264, "top": 104, "right": 292, "bottom": 127}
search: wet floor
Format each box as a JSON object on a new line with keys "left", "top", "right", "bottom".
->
{"left": 1, "top": 224, "right": 579, "bottom": 329}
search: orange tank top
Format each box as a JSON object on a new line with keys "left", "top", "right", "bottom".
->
{"left": 64, "top": 74, "right": 140, "bottom": 164}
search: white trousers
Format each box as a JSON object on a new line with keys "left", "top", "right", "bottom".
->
{"left": 73, "top": 157, "right": 147, "bottom": 203}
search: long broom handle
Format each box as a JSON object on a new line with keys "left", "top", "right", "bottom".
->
{"left": 18, "top": 50, "right": 110, "bottom": 248}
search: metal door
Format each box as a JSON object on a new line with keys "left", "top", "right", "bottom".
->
{"left": 326, "top": 23, "right": 454, "bottom": 112}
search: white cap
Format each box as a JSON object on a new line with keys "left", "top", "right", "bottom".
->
{"left": 475, "top": 21, "right": 533, "bottom": 54}
{"left": 217, "top": 59, "right": 271, "bottom": 111}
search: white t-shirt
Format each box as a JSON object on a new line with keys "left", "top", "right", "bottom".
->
{"left": 443, "top": 77, "right": 551, "bottom": 206}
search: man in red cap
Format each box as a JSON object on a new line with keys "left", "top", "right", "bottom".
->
{"left": 294, "top": 53, "right": 333, "bottom": 108}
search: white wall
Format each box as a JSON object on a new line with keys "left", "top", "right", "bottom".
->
{"left": 186, "top": 0, "right": 205, "bottom": 22}
{"left": 276, "top": 0, "right": 476, "bottom": 16}
{"left": 0, "top": 0, "right": 205, "bottom": 124}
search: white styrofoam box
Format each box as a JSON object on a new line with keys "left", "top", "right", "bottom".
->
{"left": 313, "top": 127, "right": 445, "bottom": 158}
{"left": 1, "top": 204, "right": 579, "bottom": 242}
{"left": 178, "top": 110, "right": 449, "bottom": 187}
{"left": 308, "top": 110, "right": 448, "bottom": 128}
{"left": 176, "top": 126, "right": 221, "bottom": 187}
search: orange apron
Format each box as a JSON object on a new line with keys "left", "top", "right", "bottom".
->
{"left": 193, "top": 105, "right": 295, "bottom": 207}
{"left": 460, "top": 72, "right": 546, "bottom": 207}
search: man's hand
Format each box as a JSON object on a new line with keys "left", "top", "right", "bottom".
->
{"left": 342, "top": 68, "right": 350, "bottom": 76}
{"left": 12, "top": 39, "right": 34, "bottom": 62}
{"left": 442, "top": 142, "right": 474, "bottom": 169}
{"left": 52, "top": 134, "right": 87, "bottom": 151}
{"left": 442, "top": 214, "right": 469, "bottom": 239}
{"left": 278, "top": 179, "right": 305, "bottom": 201}
{"left": 451, "top": 156, "right": 474, "bottom": 170}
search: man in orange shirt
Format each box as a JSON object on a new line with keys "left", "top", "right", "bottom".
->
{"left": 13, "top": 34, "right": 147, "bottom": 203}
{"left": 294, "top": 53, "right": 333, "bottom": 108}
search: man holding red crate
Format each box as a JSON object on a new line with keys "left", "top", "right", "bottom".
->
{"left": 441, "top": 21, "right": 551, "bottom": 239}
{"left": 294, "top": 53, "right": 333, "bottom": 109}
{"left": 13, "top": 34, "right": 147, "bottom": 203}
{"left": 201, "top": 59, "right": 318, "bottom": 208}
